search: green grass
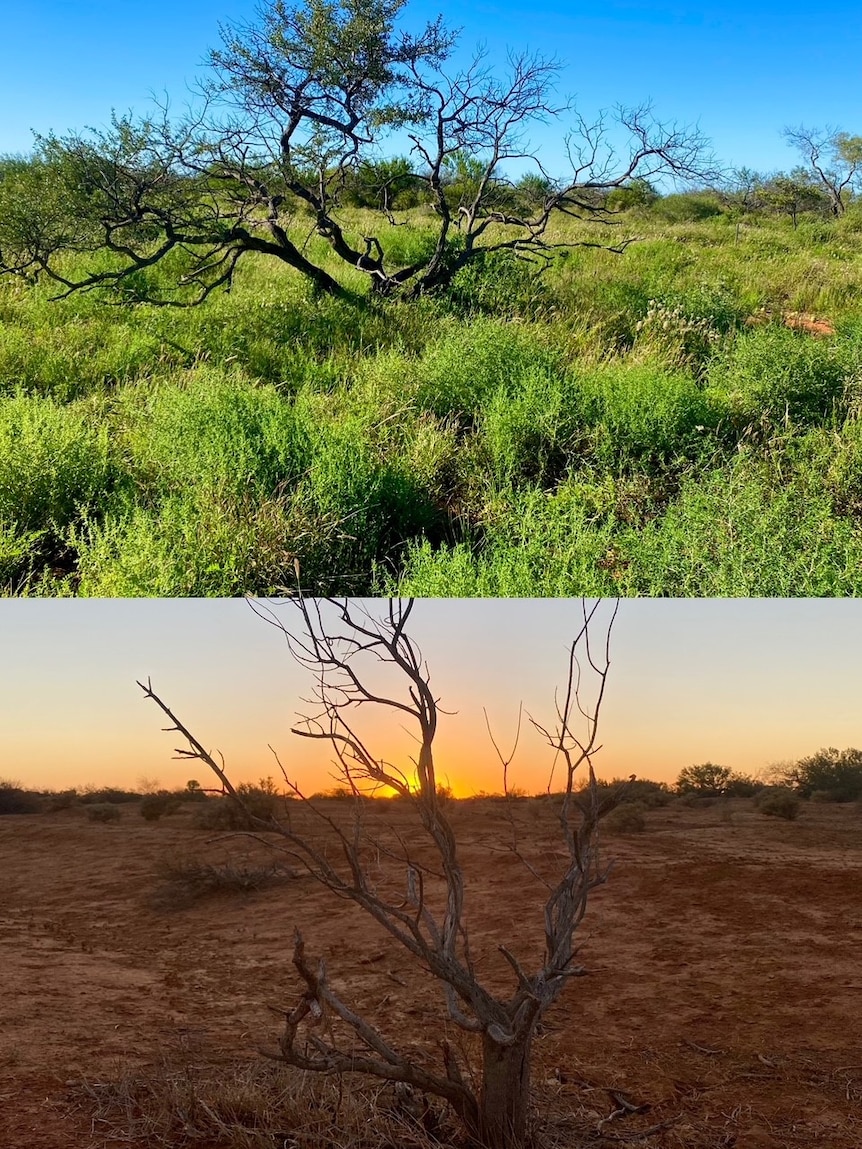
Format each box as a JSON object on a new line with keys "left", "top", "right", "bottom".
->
{"left": 3, "top": 206, "right": 862, "bottom": 596}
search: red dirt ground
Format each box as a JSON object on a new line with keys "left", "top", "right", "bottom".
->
{"left": 2, "top": 797, "right": 861, "bottom": 1148}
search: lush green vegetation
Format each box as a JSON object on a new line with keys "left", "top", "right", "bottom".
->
{"left": 2, "top": 201, "right": 862, "bottom": 596}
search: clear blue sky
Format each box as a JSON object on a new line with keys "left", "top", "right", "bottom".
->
{"left": 3, "top": 598, "right": 862, "bottom": 794}
{"left": 2, "top": 1, "right": 860, "bottom": 178}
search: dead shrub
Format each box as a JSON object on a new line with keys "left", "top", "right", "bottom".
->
{"left": 603, "top": 801, "right": 647, "bottom": 834}
{"left": 87, "top": 803, "right": 121, "bottom": 823}
{"left": 151, "top": 855, "right": 293, "bottom": 909}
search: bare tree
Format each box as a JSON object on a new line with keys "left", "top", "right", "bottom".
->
{"left": 138, "top": 597, "right": 625, "bottom": 1149}
{"left": 782, "top": 125, "right": 862, "bottom": 216}
{"left": 0, "top": 0, "right": 715, "bottom": 303}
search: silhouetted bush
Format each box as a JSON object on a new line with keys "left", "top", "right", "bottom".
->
{"left": 87, "top": 803, "right": 122, "bottom": 822}
{"left": 785, "top": 747, "right": 862, "bottom": 803}
{"left": 0, "top": 781, "right": 42, "bottom": 815}
{"left": 79, "top": 787, "right": 140, "bottom": 805}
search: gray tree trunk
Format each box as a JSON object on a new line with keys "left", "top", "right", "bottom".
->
{"left": 477, "top": 1030, "right": 533, "bottom": 1148}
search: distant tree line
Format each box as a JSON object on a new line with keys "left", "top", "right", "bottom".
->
{"left": 4, "top": 746, "right": 862, "bottom": 819}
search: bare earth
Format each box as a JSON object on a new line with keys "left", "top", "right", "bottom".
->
{"left": 2, "top": 797, "right": 861, "bottom": 1148}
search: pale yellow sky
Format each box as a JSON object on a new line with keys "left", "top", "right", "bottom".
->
{"left": 2, "top": 598, "right": 862, "bottom": 795}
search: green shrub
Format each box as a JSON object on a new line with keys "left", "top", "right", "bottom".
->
{"left": 71, "top": 491, "right": 294, "bottom": 597}
{"left": 87, "top": 803, "right": 121, "bottom": 822}
{"left": 624, "top": 459, "right": 862, "bottom": 596}
{"left": 578, "top": 363, "right": 717, "bottom": 464}
{"left": 445, "top": 250, "right": 554, "bottom": 319}
{"left": 414, "top": 319, "right": 562, "bottom": 420}
{"left": 0, "top": 393, "right": 114, "bottom": 531}
{"left": 708, "top": 325, "right": 853, "bottom": 427}
{"left": 119, "top": 368, "right": 306, "bottom": 502}
{"left": 651, "top": 193, "right": 724, "bottom": 223}
{"left": 479, "top": 369, "right": 583, "bottom": 486}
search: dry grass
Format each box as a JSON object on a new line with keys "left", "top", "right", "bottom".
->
{"left": 150, "top": 855, "right": 295, "bottom": 909}
{"left": 68, "top": 1056, "right": 459, "bottom": 1148}
{"left": 65, "top": 1044, "right": 862, "bottom": 1149}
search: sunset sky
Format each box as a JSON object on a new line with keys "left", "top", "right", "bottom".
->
{"left": 3, "top": 1, "right": 860, "bottom": 178}
{"left": 2, "top": 598, "right": 861, "bottom": 796}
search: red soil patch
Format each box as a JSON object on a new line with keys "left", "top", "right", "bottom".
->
{"left": 745, "top": 309, "right": 836, "bottom": 337}
{"left": 2, "top": 798, "right": 862, "bottom": 1147}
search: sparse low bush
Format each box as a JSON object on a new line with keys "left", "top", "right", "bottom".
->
{"left": 87, "top": 803, "right": 122, "bottom": 822}
{"left": 140, "top": 792, "right": 182, "bottom": 821}
{"left": 193, "top": 780, "right": 286, "bottom": 830}
{"left": 44, "top": 789, "right": 78, "bottom": 811}
{"left": 674, "top": 794, "right": 717, "bottom": 809}
{"left": 79, "top": 787, "right": 140, "bottom": 805}
{"left": 152, "top": 855, "right": 291, "bottom": 907}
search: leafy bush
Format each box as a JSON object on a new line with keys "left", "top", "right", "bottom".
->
{"left": 87, "top": 803, "right": 121, "bottom": 822}
{"left": 118, "top": 367, "right": 305, "bottom": 502}
{"left": 615, "top": 778, "right": 673, "bottom": 807}
{"left": 676, "top": 762, "right": 732, "bottom": 796}
{"left": 785, "top": 747, "right": 862, "bottom": 802}
{"left": 674, "top": 794, "right": 717, "bottom": 809}
{"left": 759, "top": 791, "right": 801, "bottom": 820}
{"left": 603, "top": 802, "right": 647, "bottom": 834}
{"left": 724, "top": 773, "right": 760, "bottom": 798}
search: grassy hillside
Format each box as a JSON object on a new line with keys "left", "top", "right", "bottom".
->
{"left": 2, "top": 205, "right": 862, "bottom": 595}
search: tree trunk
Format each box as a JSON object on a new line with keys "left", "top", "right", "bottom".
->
{"left": 477, "top": 1030, "right": 533, "bottom": 1149}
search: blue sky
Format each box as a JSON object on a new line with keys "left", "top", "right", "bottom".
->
{"left": 3, "top": 0, "right": 860, "bottom": 179}
{"left": 3, "top": 598, "right": 862, "bottom": 793}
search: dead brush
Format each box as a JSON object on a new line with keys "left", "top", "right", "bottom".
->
{"left": 68, "top": 1058, "right": 458, "bottom": 1148}
{"left": 151, "top": 855, "right": 295, "bottom": 910}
